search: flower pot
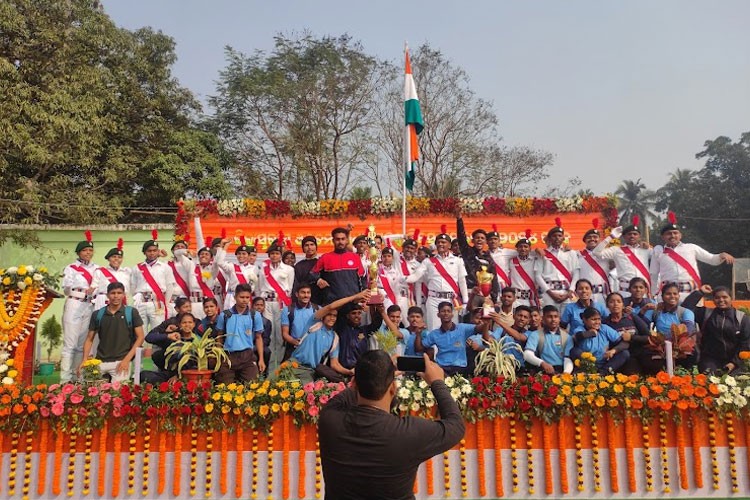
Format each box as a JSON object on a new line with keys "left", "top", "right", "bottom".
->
{"left": 39, "top": 362, "right": 55, "bottom": 376}
{"left": 181, "top": 369, "right": 213, "bottom": 384}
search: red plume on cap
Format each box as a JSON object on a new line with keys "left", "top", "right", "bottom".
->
{"left": 421, "top": 235, "right": 428, "bottom": 246}
{"left": 240, "top": 236, "right": 247, "bottom": 246}
{"left": 254, "top": 238, "right": 259, "bottom": 248}
{"left": 668, "top": 211, "right": 677, "bottom": 224}
{"left": 204, "top": 236, "right": 212, "bottom": 248}
{"left": 592, "top": 218, "right": 599, "bottom": 230}
{"left": 84, "top": 230, "right": 92, "bottom": 242}
{"left": 554, "top": 217, "right": 562, "bottom": 228}
{"left": 525, "top": 229, "right": 532, "bottom": 239}
{"left": 386, "top": 237, "right": 392, "bottom": 248}
{"left": 183, "top": 233, "right": 190, "bottom": 243}
{"left": 117, "top": 238, "right": 124, "bottom": 251}
{"left": 151, "top": 229, "right": 158, "bottom": 241}
{"left": 633, "top": 215, "right": 640, "bottom": 227}
{"left": 413, "top": 228, "right": 420, "bottom": 240}
{"left": 278, "top": 231, "right": 284, "bottom": 245}
{"left": 440, "top": 224, "right": 447, "bottom": 234}
{"left": 286, "top": 238, "right": 293, "bottom": 248}
{"left": 220, "top": 228, "right": 227, "bottom": 239}
{"left": 492, "top": 224, "right": 498, "bottom": 232}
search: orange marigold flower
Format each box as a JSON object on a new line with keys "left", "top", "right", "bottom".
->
{"left": 738, "top": 351, "right": 750, "bottom": 360}
{"left": 708, "top": 384, "right": 720, "bottom": 395}
{"left": 608, "top": 398, "right": 619, "bottom": 407}
{"left": 694, "top": 374, "right": 707, "bottom": 386}
{"left": 656, "top": 372, "right": 670, "bottom": 384}
{"left": 631, "top": 399, "right": 644, "bottom": 410}
{"left": 640, "top": 386, "right": 650, "bottom": 398}
{"left": 26, "top": 403, "right": 37, "bottom": 414}
{"left": 647, "top": 399, "right": 660, "bottom": 409}
{"left": 22, "top": 394, "right": 31, "bottom": 404}
{"left": 667, "top": 389, "right": 680, "bottom": 401}
{"left": 0, "top": 394, "right": 11, "bottom": 404}
{"left": 660, "top": 401, "right": 673, "bottom": 411}
{"left": 703, "top": 397, "right": 714, "bottom": 406}
{"left": 651, "top": 385, "right": 664, "bottom": 395}
{"left": 12, "top": 403, "right": 24, "bottom": 414}
{"left": 676, "top": 400, "right": 689, "bottom": 410}
{"left": 694, "top": 387, "right": 708, "bottom": 398}
{"left": 680, "top": 385, "right": 694, "bottom": 397}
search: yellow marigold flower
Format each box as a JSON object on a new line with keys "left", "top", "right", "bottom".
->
{"left": 282, "top": 402, "right": 290, "bottom": 412}
{"left": 245, "top": 407, "right": 255, "bottom": 416}
{"left": 613, "top": 384, "right": 624, "bottom": 393}
{"left": 586, "top": 383, "right": 597, "bottom": 393}
{"left": 204, "top": 403, "right": 214, "bottom": 413}
{"left": 571, "top": 395, "right": 581, "bottom": 407}
{"left": 38, "top": 266, "right": 47, "bottom": 273}
{"left": 221, "top": 405, "right": 231, "bottom": 414}
{"left": 17, "top": 266, "right": 27, "bottom": 276}
{"left": 227, "top": 383, "right": 237, "bottom": 391}
{"left": 257, "top": 387, "right": 267, "bottom": 395}
{"left": 594, "top": 396, "right": 606, "bottom": 407}
{"left": 2, "top": 278, "right": 10, "bottom": 286}
{"left": 604, "top": 375, "right": 615, "bottom": 384}
{"left": 562, "top": 373, "right": 574, "bottom": 383}
{"left": 294, "top": 390, "right": 305, "bottom": 399}
{"left": 598, "top": 381, "right": 610, "bottom": 389}
{"left": 586, "top": 395, "right": 594, "bottom": 404}
{"left": 561, "top": 385, "right": 572, "bottom": 396}
{"left": 575, "top": 373, "right": 586, "bottom": 382}
{"left": 551, "top": 375, "right": 562, "bottom": 385}
{"left": 23, "top": 277, "right": 32, "bottom": 285}
{"left": 293, "top": 401, "right": 304, "bottom": 411}
{"left": 250, "top": 382, "right": 260, "bottom": 390}
{"left": 280, "top": 389, "right": 290, "bottom": 399}
{"left": 7, "top": 370, "right": 18, "bottom": 379}
{"left": 616, "top": 373, "right": 629, "bottom": 383}
{"left": 574, "top": 385, "right": 585, "bottom": 393}
{"left": 246, "top": 392, "right": 255, "bottom": 401}
{"left": 222, "top": 393, "right": 232, "bottom": 402}
{"left": 259, "top": 405, "right": 269, "bottom": 416}
{"left": 277, "top": 381, "right": 287, "bottom": 388}
{"left": 608, "top": 398, "right": 619, "bottom": 407}
{"left": 574, "top": 359, "right": 581, "bottom": 367}
{"left": 5, "top": 359, "right": 13, "bottom": 367}
{"left": 211, "top": 393, "right": 221, "bottom": 401}
{"left": 271, "top": 403, "right": 280, "bottom": 413}
{"left": 291, "top": 381, "right": 301, "bottom": 389}
{"left": 234, "top": 395, "right": 245, "bottom": 405}
{"left": 269, "top": 389, "right": 279, "bottom": 397}
{"left": 555, "top": 395, "right": 565, "bottom": 405}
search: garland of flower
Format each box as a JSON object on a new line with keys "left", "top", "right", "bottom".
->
{"left": 205, "top": 430, "right": 214, "bottom": 498}
{"left": 37, "top": 421, "right": 49, "bottom": 497}
{"left": 727, "top": 413, "right": 738, "bottom": 493}
{"left": 690, "top": 412, "right": 703, "bottom": 489}
{"left": 282, "top": 416, "right": 290, "bottom": 499}
{"left": 235, "top": 426, "right": 244, "bottom": 499}
{"left": 0, "top": 428, "right": 4, "bottom": 496}
{"left": 8, "top": 432, "right": 18, "bottom": 497}
{"left": 67, "top": 432, "right": 76, "bottom": 496}
{"left": 298, "top": 425, "right": 306, "bottom": 499}
{"left": 21, "top": 428, "right": 32, "bottom": 499}
{"left": 606, "top": 414, "right": 619, "bottom": 493}
{"left": 189, "top": 429, "right": 198, "bottom": 496}
{"left": 574, "top": 421, "right": 584, "bottom": 492}
{"left": 97, "top": 424, "right": 107, "bottom": 496}
{"left": 314, "top": 435, "right": 322, "bottom": 500}
{"left": 220, "top": 428, "right": 228, "bottom": 496}
{"left": 251, "top": 430, "right": 259, "bottom": 499}
{"left": 624, "top": 418, "right": 636, "bottom": 492}
{"left": 525, "top": 424, "right": 534, "bottom": 495}
{"left": 493, "top": 418, "right": 503, "bottom": 497}
{"left": 510, "top": 416, "right": 519, "bottom": 493}
{"left": 442, "top": 450, "right": 451, "bottom": 497}
{"left": 157, "top": 430, "right": 167, "bottom": 495}
{"left": 83, "top": 432, "right": 92, "bottom": 496}
{"left": 426, "top": 454, "right": 434, "bottom": 497}
{"left": 172, "top": 428, "right": 181, "bottom": 497}
{"left": 591, "top": 419, "right": 601, "bottom": 492}
{"left": 659, "top": 412, "right": 670, "bottom": 493}
{"left": 267, "top": 425, "right": 275, "bottom": 500}
{"left": 52, "top": 425, "right": 63, "bottom": 496}
{"left": 127, "top": 430, "right": 137, "bottom": 495}
{"left": 476, "top": 419, "right": 486, "bottom": 497}
{"left": 708, "top": 412, "right": 719, "bottom": 490}
{"left": 143, "top": 421, "right": 152, "bottom": 496}
{"left": 459, "top": 439, "right": 468, "bottom": 498}
{"left": 676, "top": 410, "right": 688, "bottom": 490}
{"left": 542, "top": 420, "right": 553, "bottom": 495}
{"left": 642, "top": 419, "right": 653, "bottom": 492}
{"left": 557, "top": 418, "right": 569, "bottom": 494}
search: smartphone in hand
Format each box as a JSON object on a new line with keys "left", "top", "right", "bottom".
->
{"left": 396, "top": 356, "right": 426, "bottom": 373}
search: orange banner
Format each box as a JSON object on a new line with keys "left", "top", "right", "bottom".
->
{"left": 196, "top": 213, "right": 602, "bottom": 253}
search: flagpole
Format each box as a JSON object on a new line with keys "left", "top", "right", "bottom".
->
{"left": 402, "top": 42, "right": 409, "bottom": 238}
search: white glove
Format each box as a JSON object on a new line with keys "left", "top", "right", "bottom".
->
{"left": 610, "top": 226, "right": 623, "bottom": 239}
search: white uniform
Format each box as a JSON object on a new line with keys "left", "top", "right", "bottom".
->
{"left": 60, "top": 260, "right": 98, "bottom": 382}
{"left": 509, "top": 255, "right": 538, "bottom": 308}
{"left": 593, "top": 237, "right": 651, "bottom": 297}
{"left": 489, "top": 248, "right": 516, "bottom": 290}
{"left": 91, "top": 266, "right": 132, "bottom": 310}
{"left": 173, "top": 251, "right": 219, "bottom": 320}
{"left": 377, "top": 263, "right": 409, "bottom": 314}
{"left": 399, "top": 256, "right": 422, "bottom": 307}
{"left": 650, "top": 242, "right": 723, "bottom": 299}
{"left": 577, "top": 249, "right": 611, "bottom": 304}
{"left": 168, "top": 250, "right": 194, "bottom": 317}
{"left": 406, "top": 253, "right": 469, "bottom": 330}
{"left": 131, "top": 260, "right": 174, "bottom": 334}
{"left": 535, "top": 247, "right": 579, "bottom": 310}
{"left": 215, "top": 248, "right": 258, "bottom": 310}
{"left": 256, "top": 261, "right": 295, "bottom": 372}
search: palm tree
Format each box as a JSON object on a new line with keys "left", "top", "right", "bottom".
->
{"left": 615, "top": 179, "right": 657, "bottom": 243}
{"left": 654, "top": 168, "right": 695, "bottom": 212}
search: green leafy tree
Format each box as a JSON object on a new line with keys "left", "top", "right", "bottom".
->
{"left": 615, "top": 178, "right": 657, "bottom": 226}
{"left": 39, "top": 315, "right": 63, "bottom": 362}
{"left": 0, "top": 0, "right": 230, "bottom": 232}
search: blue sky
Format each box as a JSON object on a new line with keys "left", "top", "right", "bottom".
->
{"left": 105, "top": 0, "right": 750, "bottom": 195}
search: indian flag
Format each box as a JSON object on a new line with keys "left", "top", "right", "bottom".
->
{"left": 404, "top": 48, "right": 423, "bottom": 192}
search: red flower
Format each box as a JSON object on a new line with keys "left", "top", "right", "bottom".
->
{"left": 141, "top": 394, "right": 150, "bottom": 403}
{"left": 186, "top": 380, "right": 197, "bottom": 393}
{"left": 541, "top": 397, "right": 553, "bottom": 408}
{"left": 482, "top": 398, "right": 491, "bottom": 409}
{"left": 482, "top": 197, "right": 506, "bottom": 214}
{"left": 159, "top": 382, "right": 170, "bottom": 392}
{"left": 519, "top": 385, "right": 529, "bottom": 397}
{"left": 180, "top": 406, "right": 191, "bottom": 416}
{"left": 548, "top": 385, "right": 559, "bottom": 397}
{"left": 469, "top": 397, "right": 480, "bottom": 408}
{"left": 531, "top": 382, "right": 543, "bottom": 393}
{"left": 193, "top": 405, "right": 204, "bottom": 415}
{"left": 494, "top": 385, "right": 503, "bottom": 394}
{"left": 519, "top": 400, "right": 531, "bottom": 412}
{"left": 146, "top": 407, "right": 158, "bottom": 418}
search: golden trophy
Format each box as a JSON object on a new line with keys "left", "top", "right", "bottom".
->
{"left": 366, "top": 224, "right": 384, "bottom": 305}
{"left": 476, "top": 264, "right": 494, "bottom": 318}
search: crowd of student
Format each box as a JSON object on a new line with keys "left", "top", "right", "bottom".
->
{"left": 60, "top": 211, "right": 748, "bottom": 386}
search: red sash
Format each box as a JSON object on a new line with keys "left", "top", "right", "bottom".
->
{"left": 579, "top": 250, "right": 610, "bottom": 294}
{"left": 98, "top": 267, "right": 118, "bottom": 284}
{"left": 543, "top": 249, "right": 573, "bottom": 284}
{"left": 379, "top": 268, "right": 398, "bottom": 305}
{"left": 430, "top": 257, "right": 461, "bottom": 297}
{"left": 70, "top": 264, "right": 93, "bottom": 285}
{"left": 663, "top": 247, "right": 702, "bottom": 286}
{"left": 620, "top": 246, "right": 651, "bottom": 287}
{"left": 216, "top": 271, "right": 227, "bottom": 295}
{"left": 195, "top": 265, "right": 215, "bottom": 298}
{"left": 233, "top": 264, "right": 248, "bottom": 285}
{"left": 400, "top": 258, "right": 416, "bottom": 305}
{"left": 168, "top": 261, "right": 191, "bottom": 297}
{"left": 137, "top": 262, "right": 167, "bottom": 318}
{"left": 511, "top": 257, "right": 539, "bottom": 307}
{"left": 493, "top": 262, "right": 511, "bottom": 287}
{"left": 263, "top": 262, "right": 292, "bottom": 306}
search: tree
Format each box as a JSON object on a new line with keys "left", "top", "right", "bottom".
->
{"left": 210, "top": 34, "right": 385, "bottom": 200}
{"left": 615, "top": 179, "right": 657, "bottom": 227}
{"left": 39, "top": 315, "right": 62, "bottom": 362}
{"left": 654, "top": 168, "right": 695, "bottom": 212}
{"left": 0, "top": 0, "right": 230, "bottom": 232}
{"left": 373, "top": 44, "right": 553, "bottom": 198}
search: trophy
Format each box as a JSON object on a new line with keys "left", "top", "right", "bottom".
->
{"left": 366, "top": 224, "right": 384, "bottom": 305}
{"left": 476, "top": 264, "right": 494, "bottom": 318}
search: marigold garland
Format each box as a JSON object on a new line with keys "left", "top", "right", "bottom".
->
{"left": 23, "top": 429, "right": 33, "bottom": 500}
{"left": 127, "top": 430, "right": 137, "bottom": 495}
{"left": 510, "top": 416, "right": 519, "bottom": 493}
{"left": 235, "top": 426, "right": 245, "bottom": 499}
{"left": 267, "top": 425, "right": 275, "bottom": 500}
{"left": 708, "top": 412, "right": 719, "bottom": 490}
{"left": 97, "top": 424, "right": 107, "bottom": 497}
{"left": 493, "top": 418, "right": 503, "bottom": 498}
{"left": 282, "top": 416, "right": 290, "bottom": 500}
{"left": 82, "top": 432, "right": 92, "bottom": 496}
{"left": 52, "top": 425, "right": 63, "bottom": 496}
{"left": 476, "top": 419, "right": 486, "bottom": 497}
{"left": 690, "top": 412, "right": 704, "bottom": 489}
{"left": 314, "top": 436, "right": 322, "bottom": 500}
{"left": 143, "top": 420, "right": 151, "bottom": 496}
{"left": 66, "top": 432, "right": 76, "bottom": 497}
{"left": 9, "top": 432, "right": 18, "bottom": 497}
{"left": 525, "top": 425, "right": 534, "bottom": 494}
{"left": 642, "top": 420, "right": 653, "bottom": 492}
{"left": 172, "top": 428, "right": 182, "bottom": 497}
{"left": 443, "top": 450, "right": 451, "bottom": 497}
{"left": 220, "top": 428, "right": 228, "bottom": 496}
{"left": 658, "top": 412, "right": 670, "bottom": 493}
{"left": 542, "top": 421, "right": 553, "bottom": 495}
{"left": 624, "top": 418, "right": 637, "bottom": 492}
{"left": 251, "top": 430, "right": 259, "bottom": 500}
{"left": 727, "top": 413, "right": 738, "bottom": 493}
{"left": 0, "top": 429, "right": 4, "bottom": 496}
{"left": 557, "top": 418, "right": 568, "bottom": 494}
{"left": 298, "top": 425, "right": 306, "bottom": 499}
{"left": 426, "top": 454, "right": 435, "bottom": 497}
{"left": 676, "top": 411, "right": 688, "bottom": 490}
{"left": 189, "top": 429, "right": 198, "bottom": 497}
{"left": 37, "top": 421, "right": 49, "bottom": 497}
{"left": 205, "top": 431, "right": 214, "bottom": 498}
{"left": 606, "top": 414, "right": 618, "bottom": 493}
{"left": 574, "top": 422, "right": 584, "bottom": 492}
{"left": 157, "top": 430, "right": 167, "bottom": 495}
{"left": 459, "top": 438, "right": 468, "bottom": 497}
{"left": 591, "top": 419, "right": 601, "bottom": 492}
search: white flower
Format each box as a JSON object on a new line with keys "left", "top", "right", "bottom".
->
{"left": 6, "top": 267, "right": 17, "bottom": 274}
{"left": 709, "top": 375, "right": 721, "bottom": 384}
{"left": 725, "top": 376, "right": 737, "bottom": 387}
{"left": 461, "top": 384, "right": 473, "bottom": 394}
{"left": 399, "top": 403, "right": 409, "bottom": 412}
{"left": 444, "top": 377, "right": 454, "bottom": 387}
{"left": 405, "top": 379, "right": 414, "bottom": 388}
{"left": 0, "top": 364, "right": 7, "bottom": 374}
{"left": 25, "top": 265, "right": 34, "bottom": 273}
{"left": 450, "top": 388, "right": 461, "bottom": 400}
{"left": 743, "top": 386, "right": 750, "bottom": 397}
{"left": 0, "top": 351, "right": 8, "bottom": 363}
{"left": 398, "top": 387, "right": 410, "bottom": 399}
{"left": 718, "top": 384, "right": 727, "bottom": 394}
{"left": 413, "top": 391, "right": 422, "bottom": 401}
{"left": 33, "top": 273, "right": 43, "bottom": 282}
{"left": 731, "top": 386, "right": 741, "bottom": 396}
{"left": 410, "top": 402, "right": 420, "bottom": 412}
{"left": 1, "top": 376, "right": 13, "bottom": 385}
{"left": 418, "top": 380, "right": 428, "bottom": 389}
{"left": 17, "top": 281, "right": 26, "bottom": 290}
{"left": 425, "top": 399, "right": 435, "bottom": 407}
{"left": 735, "top": 395, "right": 748, "bottom": 408}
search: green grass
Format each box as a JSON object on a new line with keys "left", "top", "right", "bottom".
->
{"left": 32, "top": 357, "right": 157, "bottom": 385}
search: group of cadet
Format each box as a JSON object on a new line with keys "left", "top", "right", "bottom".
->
{"left": 61, "top": 211, "right": 748, "bottom": 385}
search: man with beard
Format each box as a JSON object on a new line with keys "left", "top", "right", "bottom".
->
{"left": 310, "top": 227, "right": 366, "bottom": 305}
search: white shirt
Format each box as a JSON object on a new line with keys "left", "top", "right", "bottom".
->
{"left": 256, "top": 261, "right": 294, "bottom": 297}
{"left": 649, "top": 242, "right": 722, "bottom": 295}
{"left": 535, "top": 247, "right": 580, "bottom": 294}
{"left": 489, "top": 248, "right": 517, "bottom": 286}
{"left": 509, "top": 255, "right": 537, "bottom": 292}
{"left": 215, "top": 248, "right": 259, "bottom": 291}
{"left": 406, "top": 253, "right": 469, "bottom": 304}
{"left": 92, "top": 266, "right": 132, "bottom": 297}
{"left": 593, "top": 237, "right": 651, "bottom": 284}
{"left": 174, "top": 251, "right": 218, "bottom": 295}
{"left": 62, "top": 260, "right": 98, "bottom": 296}
{"left": 577, "top": 249, "right": 611, "bottom": 289}
{"left": 131, "top": 260, "right": 174, "bottom": 300}
{"left": 377, "top": 263, "right": 406, "bottom": 297}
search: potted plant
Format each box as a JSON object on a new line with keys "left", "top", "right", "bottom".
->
{"left": 473, "top": 338, "right": 522, "bottom": 382}
{"left": 38, "top": 315, "right": 62, "bottom": 376}
{"left": 165, "top": 329, "right": 230, "bottom": 383}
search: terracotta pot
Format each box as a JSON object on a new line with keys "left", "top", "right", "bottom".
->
{"left": 181, "top": 369, "right": 213, "bottom": 384}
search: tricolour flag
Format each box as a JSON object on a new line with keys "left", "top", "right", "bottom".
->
{"left": 404, "top": 48, "right": 423, "bottom": 192}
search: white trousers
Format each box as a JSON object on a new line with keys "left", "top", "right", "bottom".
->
{"left": 264, "top": 300, "right": 283, "bottom": 373}
{"left": 99, "top": 360, "right": 131, "bottom": 383}
{"left": 60, "top": 299, "right": 94, "bottom": 383}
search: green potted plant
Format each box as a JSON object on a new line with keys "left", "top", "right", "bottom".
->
{"left": 165, "top": 329, "right": 230, "bottom": 383}
{"left": 473, "top": 338, "right": 522, "bottom": 382}
{"left": 38, "top": 315, "right": 62, "bottom": 376}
